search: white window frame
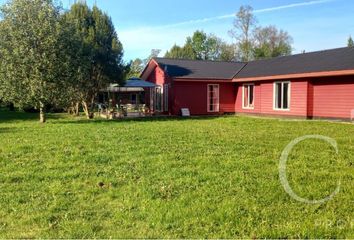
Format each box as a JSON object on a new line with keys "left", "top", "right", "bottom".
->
{"left": 207, "top": 84, "right": 220, "bottom": 113}
{"left": 242, "top": 83, "right": 255, "bottom": 109}
{"left": 273, "top": 81, "right": 291, "bottom": 111}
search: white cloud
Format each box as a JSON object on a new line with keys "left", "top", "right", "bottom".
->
{"left": 254, "top": 0, "right": 332, "bottom": 13}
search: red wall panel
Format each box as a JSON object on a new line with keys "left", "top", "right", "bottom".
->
{"left": 145, "top": 66, "right": 173, "bottom": 114}
{"left": 235, "top": 80, "right": 309, "bottom": 117}
{"left": 310, "top": 76, "right": 354, "bottom": 119}
{"left": 173, "top": 81, "right": 236, "bottom": 115}
{"left": 235, "top": 82, "right": 262, "bottom": 114}
{"left": 144, "top": 62, "right": 354, "bottom": 119}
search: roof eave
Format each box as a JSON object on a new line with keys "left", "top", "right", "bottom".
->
{"left": 233, "top": 69, "right": 354, "bottom": 82}
{"left": 173, "top": 78, "right": 233, "bottom": 82}
{"left": 140, "top": 58, "right": 160, "bottom": 80}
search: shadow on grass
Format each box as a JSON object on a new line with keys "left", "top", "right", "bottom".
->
{"left": 52, "top": 115, "right": 226, "bottom": 125}
{"left": 1, "top": 108, "right": 232, "bottom": 124}
{"left": 0, "top": 109, "right": 62, "bottom": 123}
{"left": 0, "top": 127, "right": 15, "bottom": 133}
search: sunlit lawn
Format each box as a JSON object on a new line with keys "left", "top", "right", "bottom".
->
{"left": 0, "top": 110, "right": 353, "bottom": 238}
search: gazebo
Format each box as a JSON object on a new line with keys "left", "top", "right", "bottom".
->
{"left": 98, "top": 77, "right": 157, "bottom": 118}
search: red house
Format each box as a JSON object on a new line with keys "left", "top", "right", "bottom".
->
{"left": 141, "top": 47, "right": 354, "bottom": 120}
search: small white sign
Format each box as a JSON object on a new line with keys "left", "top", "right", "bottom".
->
{"left": 181, "top": 108, "right": 190, "bottom": 117}
{"left": 351, "top": 109, "right": 354, "bottom": 121}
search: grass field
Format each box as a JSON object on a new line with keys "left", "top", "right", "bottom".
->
{"left": 0, "top": 110, "right": 353, "bottom": 238}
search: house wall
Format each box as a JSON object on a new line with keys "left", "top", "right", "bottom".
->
{"left": 309, "top": 76, "right": 354, "bottom": 119}
{"left": 144, "top": 65, "right": 173, "bottom": 114}
{"left": 235, "top": 80, "right": 309, "bottom": 117}
{"left": 143, "top": 61, "right": 354, "bottom": 119}
{"left": 172, "top": 81, "right": 236, "bottom": 115}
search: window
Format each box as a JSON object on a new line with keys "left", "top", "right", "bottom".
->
{"left": 243, "top": 84, "right": 255, "bottom": 109}
{"left": 274, "top": 81, "right": 290, "bottom": 110}
{"left": 207, "top": 84, "right": 219, "bottom": 112}
{"left": 155, "top": 86, "right": 163, "bottom": 112}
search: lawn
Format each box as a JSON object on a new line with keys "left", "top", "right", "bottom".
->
{"left": 0, "top": 110, "right": 353, "bottom": 238}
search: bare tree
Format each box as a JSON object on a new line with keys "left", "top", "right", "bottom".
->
{"left": 229, "top": 5, "right": 257, "bottom": 61}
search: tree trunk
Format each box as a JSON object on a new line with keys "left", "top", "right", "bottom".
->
{"left": 74, "top": 102, "right": 79, "bottom": 116}
{"left": 8, "top": 103, "right": 15, "bottom": 111}
{"left": 82, "top": 101, "right": 93, "bottom": 119}
{"left": 39, "top": 102, "right": 46, "bottom": 123}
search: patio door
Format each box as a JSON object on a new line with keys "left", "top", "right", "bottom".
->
{"left": 155, "top": 86, "right": 163, "bottom": 112}
{"left": 163, "top": 84, "right": 169, "bottom": 112}
{"left": 150, "top": 85, "right": 168, "bottom": 113}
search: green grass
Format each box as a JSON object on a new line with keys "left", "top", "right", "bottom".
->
{"left": 0, "top": 110, "right": 353, "bottom": 238}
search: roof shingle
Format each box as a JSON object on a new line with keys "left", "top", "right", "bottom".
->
{"left": 236, "top": 47, "right": 354, "bottom": 78}
{"left": 153, "top": 58, "right": 246, "bottom": 80}
{"left": 151, "top": 47, "right": 354, "bottom": 80}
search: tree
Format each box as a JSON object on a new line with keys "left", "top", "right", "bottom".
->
{"left": 219, "top": 43, "right": 238, "bottom": 61}
{"left": 125, "top": 58, "right": 144, "bottom": 79}
{"left": 165, "top": 43, "right": 197, "bottom": 59}
{"left": 164, "top": 31, "right": 232, "bottom": 61}
{"left": 149, "top": 49, "right": 161, "bottom": 59}
{"left": 186, "top": 31, "right": 223, "bottom": 60}
{"left": 142, "top": 49, "right": 161, "bottom": 66}
{"left": 229, "top": 5, "right": 257, "bottom": 61}
{"left": 63, "top": 2, "right": 124, "bottom": 119}
{"left": 253, "top": 25, "right": 293, "bottom": 59}
{"left": 0, "top": 0, "right": 77, "bottom": 122}
{"left": 348, "top": 36, "right": 354, "bottom": 47}
{"left": 186, "top": 30, "right": 208, "bottom": 60}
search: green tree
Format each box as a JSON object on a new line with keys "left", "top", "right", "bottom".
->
{"left": 63, "top": 2, "right": 124, "bottom": 118}
{"left": 186, "top": 31, "right": 222, "bottom": 60}
{"left": 165, "top": 31, "right": 231, "bottom": 61}
{"left": 165, "top": 44, "right": 197, "bottom": 59}
{"left": 186, "top": 31, "right": 208, "bottom": 59}
{"left": 165, "top": 44, "right": 186, "bottom": 59}
{"left": 348, "top": 36, "right": 354, "bottom": 47}
{"left": 253, "top": 25, "right": 293, "bottom": 59}
{"left": 0, "top": 0, "right": 77, "bottom": 122}
{"left": 229, "top": 5, "right": 257, "bottom": 61}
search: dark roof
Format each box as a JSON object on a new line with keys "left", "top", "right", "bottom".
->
{"left": 236, "top": 47, "right": 354, "bottom": 78}
{"left": 153, "top": 58, "right": 246, "bottom": 80}
{"left": 124, "top": 78, "right": 157, "bottom": 88}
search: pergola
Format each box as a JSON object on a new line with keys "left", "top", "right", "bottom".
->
{"left": 99, "top": 78, "right": 157, "bottom": 118}
{"left": 107, "top": 78, "right": 157, "bottom": 92}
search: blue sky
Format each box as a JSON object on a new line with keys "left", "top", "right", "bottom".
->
{"left": 1, "top": 0, "right": 354, "bottom": 61}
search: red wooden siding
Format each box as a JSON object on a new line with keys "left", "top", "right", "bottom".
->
{"left": 144, "top": 65, "right": 173, "bottom": 114}
{"left": 309, "top": 76, "right": 354, "bottom": 119}
{"left": 235, "top": 80, "right": 309, "bottom": 117}
{"left": 142, "top": 59, "right": 354, "bottom": 119}
{"left": 173, "top": 81, "right": 236, "bottom": 115}
{"left": 235, "top": 83, "right": 261, "bottom": 113}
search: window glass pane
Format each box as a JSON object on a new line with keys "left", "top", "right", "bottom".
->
{"left": 244, "top": 86, "right": 249, "bottom": 107}
{"left": 283, "top": 83, "right": 289, "bottom": 109}
{"left": 209, "top": 85, "right": 214, "bottom": 111}
{"left": 208, "top": 85, "right": 219, "bottom": 112}
{"left": 276, "top": 83, "right": 282, "bottom": 109}
{"left": 249, "top": 85, "right": 254, "bottom": 106}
